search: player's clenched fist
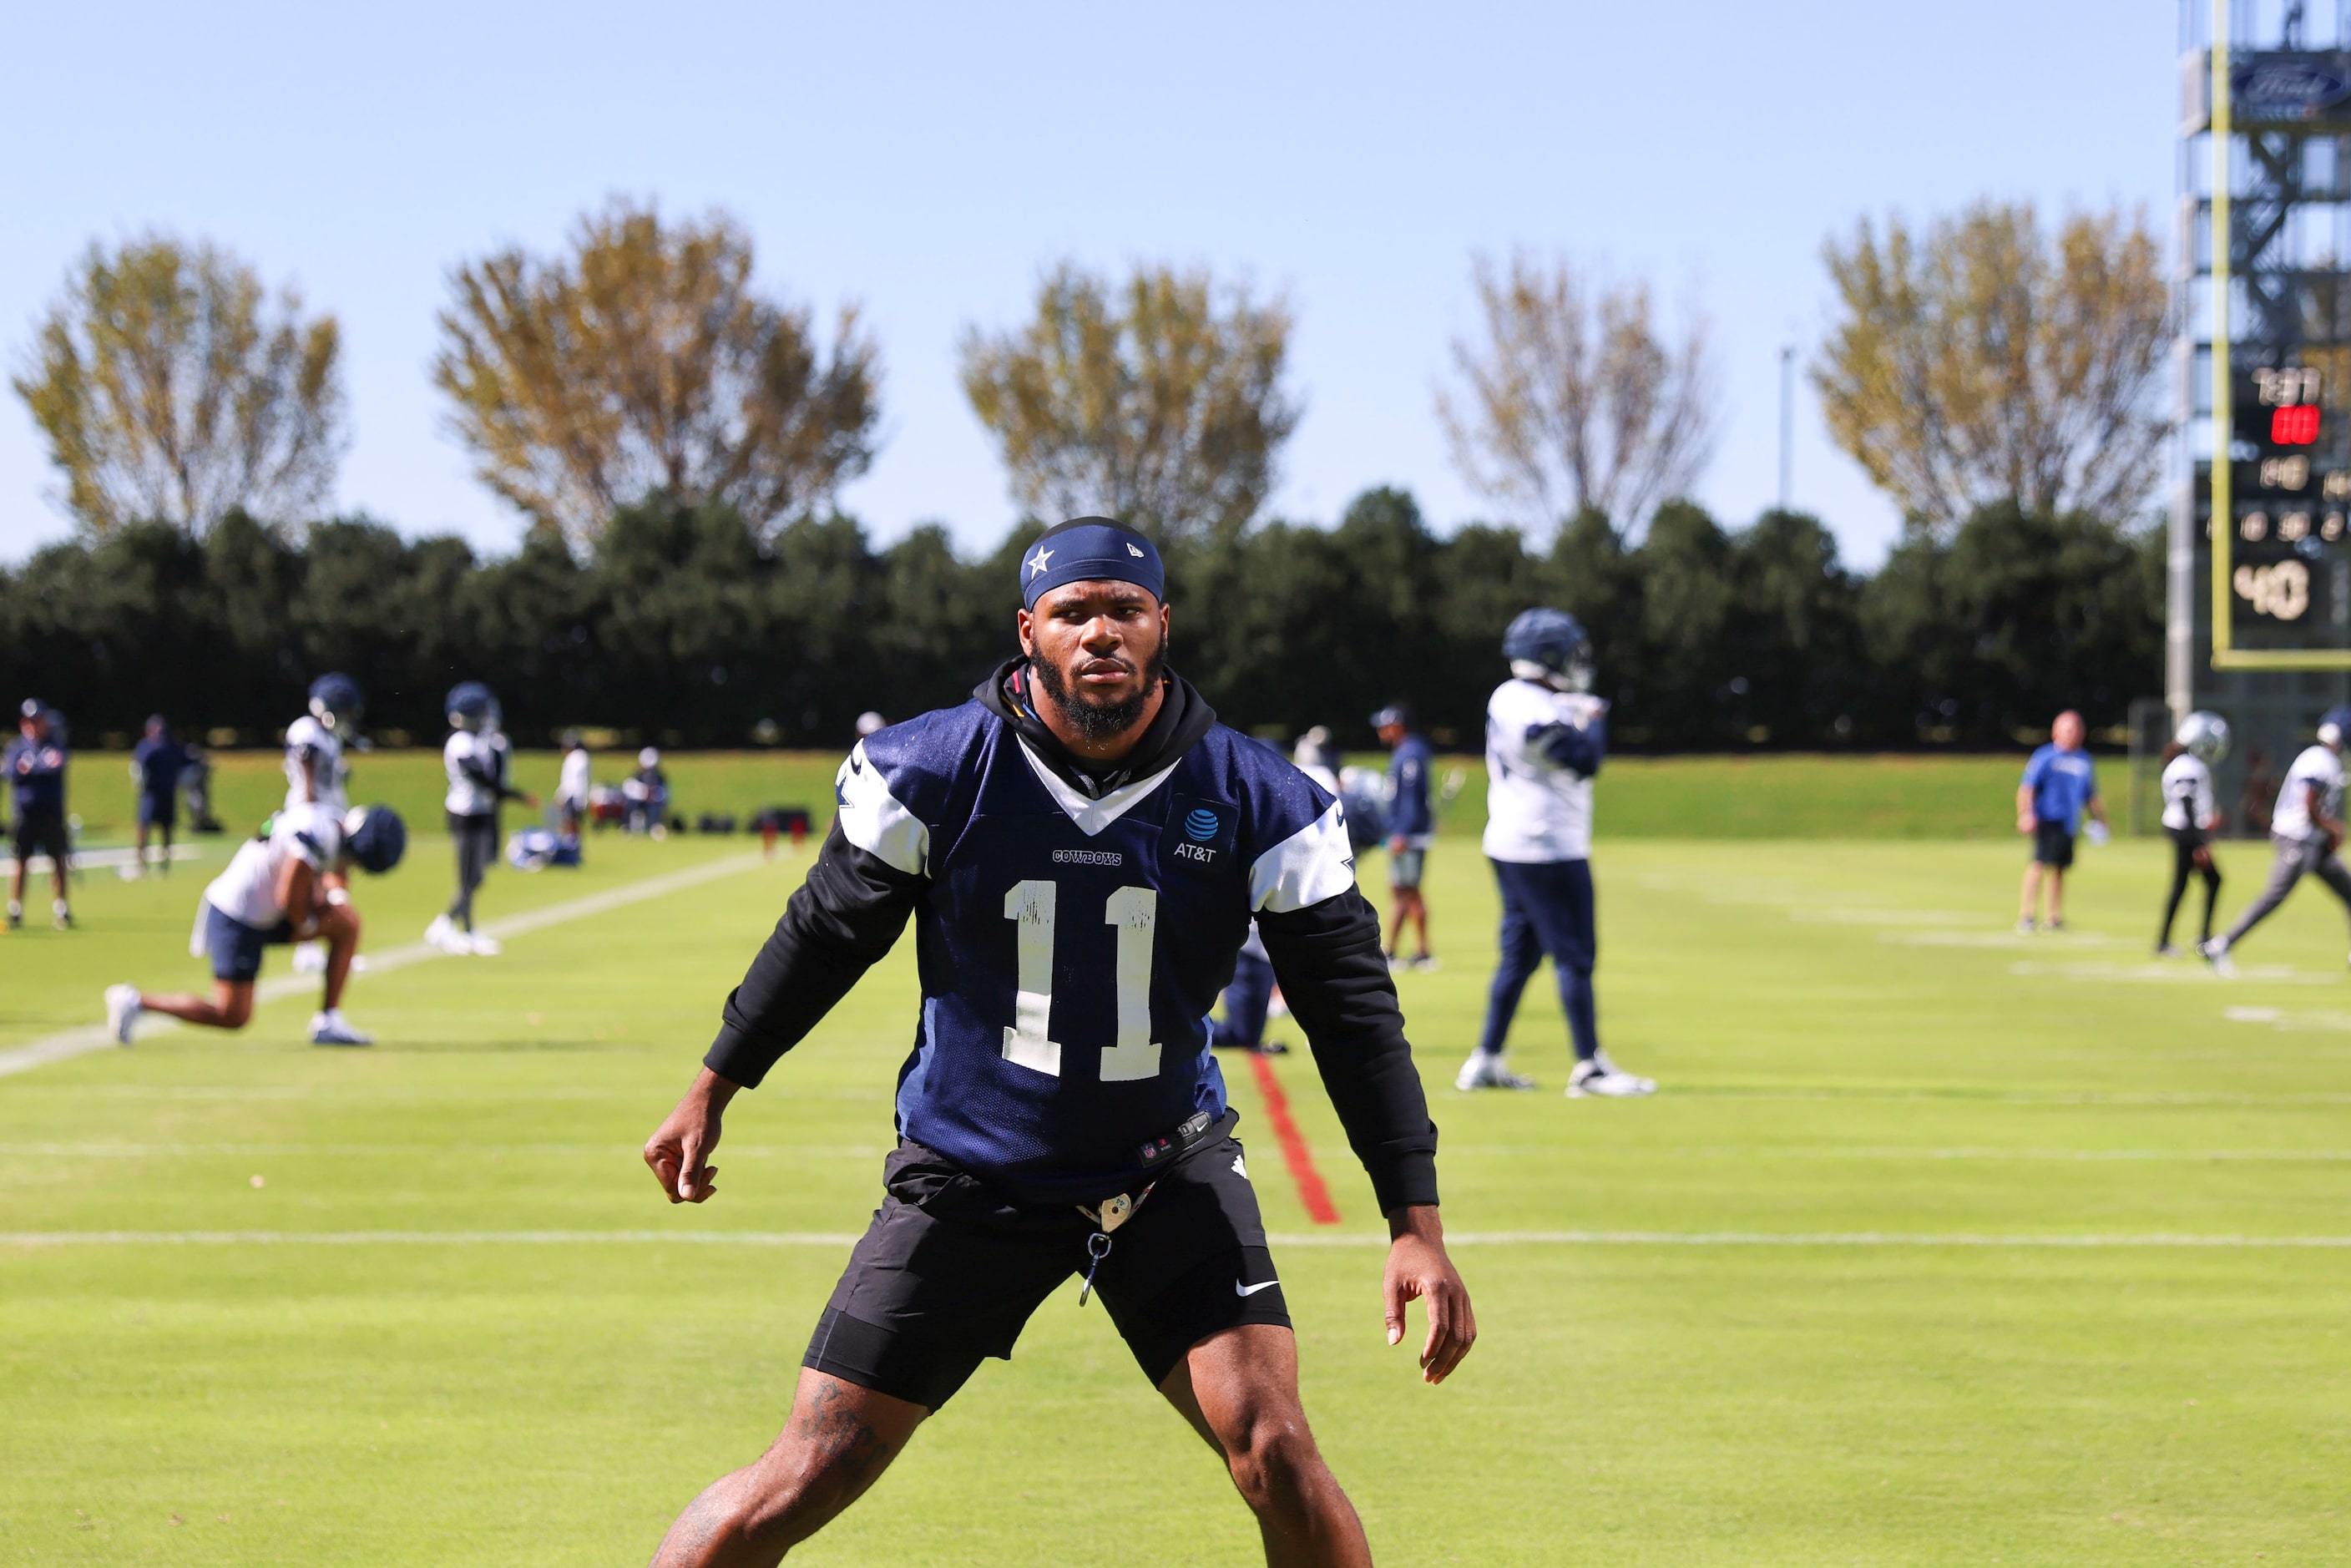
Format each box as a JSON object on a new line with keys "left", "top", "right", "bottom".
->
{"left": 645, "top": 1066, "right": 736, "bottom": 1202}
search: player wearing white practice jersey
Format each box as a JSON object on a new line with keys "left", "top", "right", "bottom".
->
{"left": 283, "top": 673, "right": 364, "bottom": 816}
{"left": 104, "top": 797, "right": 407, "bottom": 1048}
{"left": 1458, "top": 609, "right": 1654, "bottom": 1099}
{"left": 554, "top": 730, "right": 594, "bottom": 834}
{"left": 426, "top": 682, "right": 536, "bottom": 956}
{"left": 2156, "top": 712, "right": 2228, "bottom": 956}
{"left": 2204, "top": 708, "right": 2351, "bottom": 974}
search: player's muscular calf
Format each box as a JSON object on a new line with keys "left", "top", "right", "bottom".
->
{"left": 649, "top": 1372, "right": 926, "bottom": 1567}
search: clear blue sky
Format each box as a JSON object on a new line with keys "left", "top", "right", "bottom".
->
{"left": 0, "top": 0, "right": 2173, "bottom": 570}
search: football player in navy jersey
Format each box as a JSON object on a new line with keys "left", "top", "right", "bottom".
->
{"left": 642, "top": 517, "right": 1471, "bottom": 1568}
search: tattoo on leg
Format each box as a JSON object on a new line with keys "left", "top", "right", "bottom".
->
{"left": 672, "top": 1492, "right": 727, "bottom": 1552}
{"left": 796, "top": 1383, "right": 893, "bottom": 1491}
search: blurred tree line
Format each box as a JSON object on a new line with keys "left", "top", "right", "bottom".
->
{"left": 5, "top": 197, "right": 2168, "bottom": 751}
{"left": 0, "top": 486, "right": 2158, "bottom": 751}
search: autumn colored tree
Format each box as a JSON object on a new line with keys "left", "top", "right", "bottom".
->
{"left": 13, "top": 236, "right": 345, "bottom": 535}
{"left": 959, "top": 262, "right": 1299, "bottom": 543}
{"left": 434, "top": 199, "right": 880, "bottom": 548}
{"left": 1815, "top": 200, "right": 2171, "bottom": 533}
{"left": 1438, "top": 251, "right": 1717, "bottom": 540}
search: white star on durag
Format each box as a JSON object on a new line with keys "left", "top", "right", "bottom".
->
{"left": 1024, "top": 546, "right": 1054, "bottom": 578}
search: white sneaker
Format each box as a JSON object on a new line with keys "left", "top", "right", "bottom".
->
{"left": 1568, "top": 1051, "right": 1657, "bottom": 1098}
{"left": 2198, "top": 938, "right": 2237, "bottom": 979}
{"left": 465, "top": 932, "right": 502, "bottom": 956}
{"left": 2015, "top": 917, "right": 2035, "bottom": 934}
{"left": 424, "top": 915, "right": 471, "bottom": 954}
{"left": 104, "top": 984, "right": 141, "bottom": 1045}
{"left": 309, "top": 1009, "right": 372, "bottom": 1046}
{"left": 1455, "top": 1051, "right": 1537, "bottom": 1091}
{"left": 291, "top": 940, "right": 328, "bottom": 974}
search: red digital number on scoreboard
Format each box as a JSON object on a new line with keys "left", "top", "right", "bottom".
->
{"left": 2273, "top": 404, "right": 2323, "bottom": 444}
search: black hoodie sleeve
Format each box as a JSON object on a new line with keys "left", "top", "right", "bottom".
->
{"left": 704, "top": 820, "right": 924, "bottom": 1088}
{"left": 1255, "top": 887, "right": 1440, "bottom": 1213}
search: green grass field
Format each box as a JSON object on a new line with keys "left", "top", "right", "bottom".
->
{"left": 5, "top": 756, "right": 2348, "bottom": 1563}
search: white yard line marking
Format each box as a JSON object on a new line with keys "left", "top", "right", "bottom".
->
{"left": 0, "top": 1142, "right": 888, "bottom": 1158}
{"left": 10, "top": 1141, "right": 2351, "bottom": 1166}
{"left": 1, "top": 842, "right": 204, "bottom": 874}
{"left": 0, "top": 1230, "right": 863, "bottom": 1247}
{"left": 5, "top": 1229, "right": 2349, "bottom": 1250}
{"left": 2011, "top": 959, "right": 2330, "bottom": 985}
{"left": 0, "top": 851, "right": 771, "bottom": 1080}
{"left": 1437, "top": 1145, "right": 2351, "bottom": 1163}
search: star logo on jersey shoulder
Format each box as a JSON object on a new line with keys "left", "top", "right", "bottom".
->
{"left": 1025, "top": 546, "right": 1054, "bottom": 579}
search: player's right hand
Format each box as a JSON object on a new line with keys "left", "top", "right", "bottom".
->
{"left": 644, "top": 1070, "right": 734, "bottom": 1203}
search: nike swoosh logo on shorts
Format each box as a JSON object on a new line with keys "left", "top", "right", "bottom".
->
{"left": 1234, "top": 1279, "right": 1280, "bottom": 1297}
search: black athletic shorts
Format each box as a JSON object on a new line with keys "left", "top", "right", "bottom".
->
{"left": 2032, "top": 818, "right": 2076, "bottom": 869}
{"left": 804, "top": 1130, "right": 1289, "bottom": 1410}
{"left": 10, "top": 807, "right": 69, "bottom": 867}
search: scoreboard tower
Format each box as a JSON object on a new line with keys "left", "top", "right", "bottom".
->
{"left": 2174, "top": 0, "right": 2351, "bottom": 807}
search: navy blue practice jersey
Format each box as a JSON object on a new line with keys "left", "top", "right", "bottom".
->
{"left": 837, "top": 703, "right": 1357, "bottom": 1201}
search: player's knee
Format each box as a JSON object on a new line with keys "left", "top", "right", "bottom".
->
{"left": 730, "top": 1440, "right": 884, "bottom": 1545}
{"left": 221, "top": 996, "right": 254, "bottom": 1029}
{"left": 1223, "top": 1412, "right": 1325, "bottom": 1513}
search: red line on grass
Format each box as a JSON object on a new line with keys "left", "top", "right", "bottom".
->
{"left": 1247, "top": 1051, "right": 1341, "bottom": 1225}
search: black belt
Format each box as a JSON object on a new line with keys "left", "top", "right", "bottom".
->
{"left": 1074, "top": 1107, "right": 1240, "bottom": 1305}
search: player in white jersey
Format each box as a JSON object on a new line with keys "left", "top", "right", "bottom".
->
{"left": 426, "top": 682, "right": 536, "bottom": 955}
{"left": 2203, "top": 706, "right": 2351, "bottom": 975}
{"left": 104, "top": 800, "right": 407, "bottom": 1047}
{"left": 2156, "top": 711, "right": 2228, "bottom": 956}
{"left": 553, "top": 729, "right": 594, "bottom": 837}
{"left": 1458, "top": 609, "right": 1655, "bottom": 1097}
{"left": 284, "top": 672, "right": 364, "bottom": 815}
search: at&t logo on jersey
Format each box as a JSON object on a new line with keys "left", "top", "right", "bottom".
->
{"left": 1167, "top": 801, "right": 1231, "bottom": 865}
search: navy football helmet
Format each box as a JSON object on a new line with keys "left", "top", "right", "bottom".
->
{"left": 1502, "top": 608, "right": 1595, "bottom": 692}
{"left": 308, "top": 673, "right": 365, "bottom": 733}
{"left": 446, "top": 680, "right": 499, "bottom": 733}
{"left": 342, "top": 805, "right": 407, "bottom": 874}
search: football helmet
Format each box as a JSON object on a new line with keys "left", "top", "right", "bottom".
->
{"left": 342, "top": 805, "right": 407, "bottom": 874}
{"left": 1503, "top": 608, "right": 1595, "bottom": 692}
{"left": 2176, "top": 711, "right": 2230, "bottom": 766}
{"left": 446, "top": 680, "right": 499, "bottom": 733}
{"left": 307, "top": 673, "right": 365, "bottom": 733}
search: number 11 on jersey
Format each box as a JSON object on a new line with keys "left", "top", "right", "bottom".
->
{"left": 1000, "top": 879, "right": 1162, "bottom": 1081}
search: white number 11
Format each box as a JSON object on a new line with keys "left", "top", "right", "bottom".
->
{"left": 1001, "top": 879, "right": 1162, "bottom": 1081}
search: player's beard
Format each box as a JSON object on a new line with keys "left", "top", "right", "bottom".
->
{"left": 1030, "top": 637, "right": 1169, "bottom": 742}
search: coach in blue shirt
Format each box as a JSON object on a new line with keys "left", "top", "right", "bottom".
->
{"left": 130, "top": 715, "right": 192, "bottom": 878}
{"left": 7, "top": 699, "right": 73, "bottom": 930}
{"left": 2016, "top": 709, "right": 2106, "bottom": 932}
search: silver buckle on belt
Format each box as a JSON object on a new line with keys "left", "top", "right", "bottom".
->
{"left": 1074, "top": 1181, "right": 1155, "bottom": 1307}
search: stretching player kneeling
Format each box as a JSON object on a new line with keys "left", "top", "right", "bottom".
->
{"left": 105, "top": 802, "right": 406, "bottom": 1047}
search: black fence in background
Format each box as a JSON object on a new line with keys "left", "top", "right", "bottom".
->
{"left": 0, "top": 490, "right": 2162, "bottom": 753}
